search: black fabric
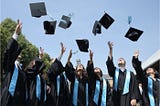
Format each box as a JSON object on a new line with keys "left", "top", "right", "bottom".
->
{"left": 132, "top": 56, "right": 160, "bottom": 106}
{"left": 86, "top": 61, "right": 113, "bottom": 106}
{"left": 1, "top": 38, "right": 26, "bottom": 106}
{"left": 65, "top": 62, "right": 89, "bottom": 106}
{"left": 106, "top": 56, "right": 138, "bottom": 106}
{"left": 46, "top": 59, "right": 70, "bottom": 106}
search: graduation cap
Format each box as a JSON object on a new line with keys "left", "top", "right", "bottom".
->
{"left": 59, "top": 15, "right": 72, "bottom": 29}
{"left": 99, "top": 12, "right": 114, "bottom": 30}
{"left": 125, "top": 27, "right": 143, "bottom": 41}
{"left": 92, "top": 20, "right": 101, "bottom": 35}
{"left": 76, "top": 39, "right": 89, "bottom": 52}
{"left": 43, "top": 21, "right": 57, "bottom": 34}
{"left": 29, "top": 2, "right": 47, "bottom": 18}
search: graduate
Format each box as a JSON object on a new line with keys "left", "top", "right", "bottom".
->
{"left": 1, "top": 20, "right": 27, "bottom": 106}
{"left": 25, "top": 47, "right": 46, "bottom": 106}
{"left": 46, "top": 43, "right": 70, "bottom": 106}
{"left": 86, "top": 50, "right": 113, "bottom": 106}
{"left": 106, "top": 41, "right": 138, "bottom": 106}
{"left": 65, "top": 50, "right": 89, "bottom": 106}
{"left": 132, "top": 50, "right": 160, "bottom": 106}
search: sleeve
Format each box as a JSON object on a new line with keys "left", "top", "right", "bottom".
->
{"left": 47, "top": 59, "right": 64, "bottom": 81}
{"left": 132, "top": 56, "right": 146, "bottom": 83}
{"left": 64, "top": 62, "right": 75, "bottom": 82}
{"left": 86, "top": 61, "right": 95, "bottom": 81}
{"left": 106, "top": 80, "right": 113, "bottom": 106}
{"left": 106, "top": 56, "right": 116, "bottom": 77}
{"left": 130, "top": 72, "right": 139, "bottom": 100}
{"left": 3, "top": 36, "right": 22, "bottom": 73}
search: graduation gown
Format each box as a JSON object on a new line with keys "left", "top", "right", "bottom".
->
{"left": 25, "top": 72, "right": 46, "bottom": 106}
{"left": 86, "top": 61, "right": 113, "bottom": 106}
{"left": 46, "top": 59, "right": 70, "bottom": 106}
{"left": 65, "top": 62, "right": 89, "bottom": 106}
{"left": 1, "top": 38, "right": 26, "bottom": 106}
{"left": 132, "top": 56, "right": 160, "bottom": 106}
{"left": 25, "top": 58, "right": 46, "bottom": 106}
{"left": 106, "top": 57, "right": 138, "bottom": 106}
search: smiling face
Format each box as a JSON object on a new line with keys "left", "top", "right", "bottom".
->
{"left": 118, "top": 58, "right": 126, "bottom": 68}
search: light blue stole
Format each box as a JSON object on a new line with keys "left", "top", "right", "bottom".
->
{"left": 36, "top": 75, "right": 41, "bottom": 100}
{"left": 114, "top": 68, "right": 130, "bottom": 95}
{"left": 101, "top": 79, "right": 107, "bottom": 106}
{"left": 57, "top": 75, "right": 60, "bottom": 96}
{"left": 73, "top": 79, "right": 79, "bottom": 106}
{"left": 44, "top": 80, "right": 46, "bottom": 101}
{"left": 9, "top": 63, "right": 19, "bottom": 96}
{"left": 147, "top": 76, "right": 155, "bottom": 106}
{"left": 158, "top": 79, "right": 160, "bottom": 106}
{"left": 73, "top": 78, "right": 88, "bottom": 106}
{"left": 93, "top": 78, "right": 107, "bottom": 106}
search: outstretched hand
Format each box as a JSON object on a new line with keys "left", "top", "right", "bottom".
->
{"left": 108, "top": 41, "right": 113, "bottom": 49}
{"left": 89, "top": 50, "right": 93, "bottom": 61}
{"left": 60, "top": 42, "right": 66, "bottom": 55}
{"left": 39, "top": 47, "right": 44, "bottom": 59}
{"left": 15, "top": 19, "right": 22, "bottom": 35}
{"left": 68, "top": 49, "right": 72, "bottom": 63}
{"left": 133, "top": 50, "right": 139, "bottom": 58}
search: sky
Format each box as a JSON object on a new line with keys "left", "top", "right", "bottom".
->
{"left": 1, "top": 0, "right": 159, "bottom": 74}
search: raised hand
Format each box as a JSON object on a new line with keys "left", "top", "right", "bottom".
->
{"left": 60, "top": 42, "right": 66, "bottom": 55}
{"left": 133, "top": 50, "right": 139, "bottom": 58}
{"left": 67, "top": 49, "right": 72, "bottom": 63}
{"left": 107, "top": 41, "right": 113, "bottom": 58}
{"left": 39, "top": 47, "right": 44, "bottom": 59}
{"left": 15, "top": 19, "right": 22, "bottom": 35}
{"left": 89, "top": 50, "right": 93, "bottom": 62}
{"left": 107, "top": 41, "right": 113, "bottom": 50}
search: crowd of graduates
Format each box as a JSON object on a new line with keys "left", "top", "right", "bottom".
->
{"left": 1, "top": 20, "right": 160, "bottom": 106}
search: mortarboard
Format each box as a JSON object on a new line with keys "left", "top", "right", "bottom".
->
{"left": 125, "top": 27, "right": 143, "bottom": 41}
{"left": 59, "top": 15, "right": 72, "bottom": 29}
{"left": 99, "top": 12, "right": 114, "bottom": 30}
{"left": 43, "top": 21, "right": 57, "bottom": 34}
{"left": 76, "top": 39, "right": 89, "bottom": 52}
{"left": 92, "top": 20, "right": 101, "bottom": 35}
{"left": 29, "top": 2, "right": 47, "bottom": 18}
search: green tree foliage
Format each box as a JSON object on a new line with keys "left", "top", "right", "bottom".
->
{"left": 0, "top": 18, "right": 51, "bottom": 82}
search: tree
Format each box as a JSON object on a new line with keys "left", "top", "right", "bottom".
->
{"left": 0, "top": 18, "right": 51, "bottom": 84}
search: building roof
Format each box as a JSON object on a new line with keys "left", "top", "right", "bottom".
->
{"left": 142, "top": 50, "right": 160, "bottom": 71}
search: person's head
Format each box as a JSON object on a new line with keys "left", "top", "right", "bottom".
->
{"left": 94, "top": 67, "right": 103, "bottom": 79}
{"left": 146, "top": 67, "right": 156, "bottom": 77}
{"left": 75, "top": 64, "right": 85, "bottom": 77}
{"left": 118, "top": 57, "right": 126, "bottom": 68}
{"left": 26, "top": 57, "right": 45, "bottom": 74}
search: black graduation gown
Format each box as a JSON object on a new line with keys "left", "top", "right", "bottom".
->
{"left": 25, "top": 72, "right": 46, "bottom": 106}
{"left": 86, "top": 61, "right": 113, "bottom": 106}
{"left": 65, "top": 62, "right": 89, "bottom": 106}
{"left": 25, "top": 58, "right": 46, "bottom": 106}
{"left": 106, "top": 56, "right": 138, "bottom": 106}
{"left": 46, "top": 59, "right": 70, "bottom": 106}
{"left": 1, "top": 38, "right": 26, "bottom": 106}
{"left": 132, "top": 56, "right": 160, "bottom": 106}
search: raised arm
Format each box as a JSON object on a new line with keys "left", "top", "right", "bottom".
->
{"left": 132, "top": 50, "right": 146, "bottom": 82}
{"left": 65, "top": 49, "right": 75, "bottom": 82}
{"left": 57, "top": 42, "right": 66, "bottom": 61}
{"left": 106, "top": 41, "right": 116, "bottom": 77}
{"left": 86, "top": 50, "right": 94, "bottom": 80}
{"left": 3, "top": 20, "right": 23, "bottom": 73}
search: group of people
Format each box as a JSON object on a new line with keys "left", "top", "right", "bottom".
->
{"left": 1, "top": 20, "right": 160, "bottom": 106}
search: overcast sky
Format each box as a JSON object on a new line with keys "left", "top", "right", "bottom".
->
{"left": 1, "top": 0, "right": 159, "bottom": 74}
